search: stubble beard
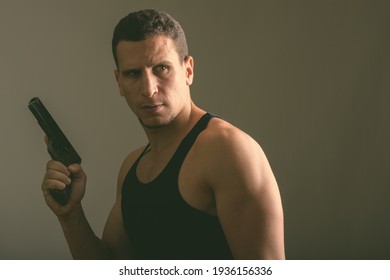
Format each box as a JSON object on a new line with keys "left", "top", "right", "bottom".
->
{"left": 138, "top": 114, "right": 176, "bottom": 130}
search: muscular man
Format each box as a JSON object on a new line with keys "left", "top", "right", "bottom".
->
{"left": 42, "top": 9, "right": 285, "bottom": 259}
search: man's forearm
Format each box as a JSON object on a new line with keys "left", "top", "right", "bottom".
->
{"left": 58, "top": 203, "right": 111, "bottom": 259}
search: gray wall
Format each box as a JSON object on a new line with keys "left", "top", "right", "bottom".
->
{"left": 1, "top": 0, "right": 389, "bottom": 259}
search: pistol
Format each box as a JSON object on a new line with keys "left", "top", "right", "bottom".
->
{"left": 28, "top": 97, "right": 81, "bottom": 205}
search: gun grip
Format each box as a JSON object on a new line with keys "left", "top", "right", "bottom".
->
{"left": 50, "top": 186, "right": 72, "bottom": 206}
{"left": 46, "top": 138, "right": 73, "bottom": 205}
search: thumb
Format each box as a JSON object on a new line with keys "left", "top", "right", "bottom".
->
{"left": 68, "top": 164, "right": 86, "bottom": 180}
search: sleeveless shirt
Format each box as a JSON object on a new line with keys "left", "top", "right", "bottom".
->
{"left": 121, "top": 113, "right": 233, "bottom": 259}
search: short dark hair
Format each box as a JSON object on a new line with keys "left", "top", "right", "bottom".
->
{"left": 112, "top": 9, "right": 188, "bottom": 67}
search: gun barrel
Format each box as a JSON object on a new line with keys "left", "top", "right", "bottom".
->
{"left": 28, "top": 97, "right": 62, "bottom": 138}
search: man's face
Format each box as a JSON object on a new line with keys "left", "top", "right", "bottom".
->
{"left": 115, "top": 36, "right": 194, "bottom": 129}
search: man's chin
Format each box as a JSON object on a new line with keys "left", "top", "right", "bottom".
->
{"left": 138, "top": 117, "right": 172, "bottom": 129}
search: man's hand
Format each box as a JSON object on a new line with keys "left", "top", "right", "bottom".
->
{"left": 42, "top": 160, "right": 87, "bottom": 217}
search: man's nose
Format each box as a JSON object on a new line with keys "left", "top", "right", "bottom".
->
{"left": 141, "top": 71, "right": 158, "bottom": 98}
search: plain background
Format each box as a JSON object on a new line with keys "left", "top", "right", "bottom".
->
{"left": 0, "top": 0, "right": 389, "bottom": 259}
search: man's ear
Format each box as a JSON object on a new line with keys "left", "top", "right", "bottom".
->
{"left": 114, "top": 69, "right": 119, "bottom": 83}
{"left": 114, "top": 69, "right": 124, "bottom": 96}
{"left": 184, "top": 56, "right": 194, "bottom": 86}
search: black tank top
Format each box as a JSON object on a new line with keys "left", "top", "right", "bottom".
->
{"left": 121, "top": 113, "right": 233, "bottom": 259}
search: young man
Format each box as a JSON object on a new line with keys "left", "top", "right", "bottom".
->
{"left": 42, "top": 9, "right": 285, "bottom": 259}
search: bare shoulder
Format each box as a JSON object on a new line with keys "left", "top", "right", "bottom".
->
{"left": 198, "top": 117, "right": 273, "bottom": 186}
{"left": 197, "top": 117, "right": 284, "bottom": 259}
{"left": 195, "top": 116, "right": 281, "bottom": 206}
{"left": 202, "top": 117, "right": 262, "bottom": 152}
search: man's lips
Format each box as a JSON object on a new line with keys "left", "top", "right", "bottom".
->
{"left": 142, "top": 103, "right": 163, "bottom": 108}
{"left": 142, "top": 103, "right": 164, "bottom": 112}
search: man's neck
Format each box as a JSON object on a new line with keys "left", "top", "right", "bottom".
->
{"left": 143, "top": 103, "right": 205, "bottom": 156}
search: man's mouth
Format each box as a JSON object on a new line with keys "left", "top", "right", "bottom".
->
{"left": 142, "top": 103, "right": 163, "bottom": 112}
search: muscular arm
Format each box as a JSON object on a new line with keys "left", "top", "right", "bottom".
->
{"left": 43, "top": 149, "right": 139, "bottom": 259}
{"left": 43, "top": 162, "right": 111, "bottom": 259}
{"left": 58, "top": 202, "right": 112, "bottom": 259}
{"left": 204, "top": 123, "right": 285, "bottom": 259}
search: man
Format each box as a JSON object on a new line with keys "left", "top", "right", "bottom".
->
{"left": 42, "top": 9, "right": 285, "bottom": 259}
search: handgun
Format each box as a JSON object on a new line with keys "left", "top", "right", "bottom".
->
{"left": 28, "top": 97, "right": 81, "bottom": 206}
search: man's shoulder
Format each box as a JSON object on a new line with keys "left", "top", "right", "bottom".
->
{"left": 195, "top": 116, "right": 272, "bottom": 193}
{"left": 193, "top": 116, "right": 264, "bottom": 173}
{"left": 200, "top": 116, "right": 260, "bottom": 153}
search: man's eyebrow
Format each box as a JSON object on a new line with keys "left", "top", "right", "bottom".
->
{"left": 155, "top": 60, "right": 172, "bottom": 65}
{"left": 120, "top": 67, "right": 140, "bottom": 73}
{"left": 119, "top": 68, "right": 142, "bottom": 77}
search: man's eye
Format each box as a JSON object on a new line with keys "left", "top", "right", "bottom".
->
{"left": 122, "top": 70, "right": 140, "bottom": 77}
{"left": 154, "top": 65, "right": 170, "bottom": 74}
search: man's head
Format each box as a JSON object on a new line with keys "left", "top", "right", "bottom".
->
{"left": 113, "top": 10, "right": 194, "bottom": 130}
{"left": 112, "top": 9, "right": 188, "bottom": 68}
